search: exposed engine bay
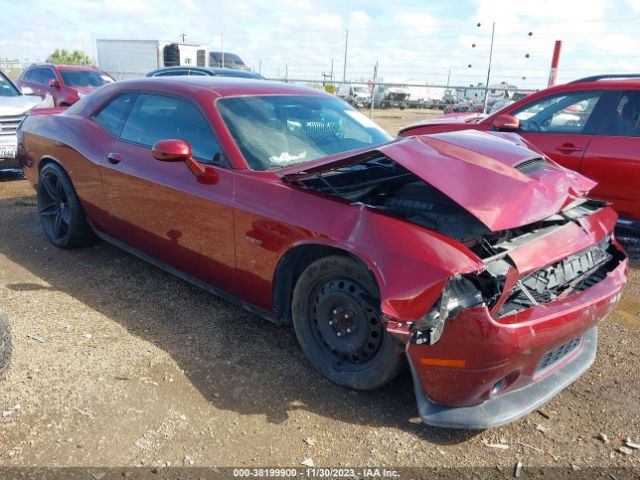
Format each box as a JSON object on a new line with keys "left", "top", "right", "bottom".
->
{"left": 284, "top": 154, "right": 492, "bottom": 241}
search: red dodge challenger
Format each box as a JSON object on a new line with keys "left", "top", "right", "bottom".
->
{"left": 17, "top": 78, "right": 628, "bottom": 428}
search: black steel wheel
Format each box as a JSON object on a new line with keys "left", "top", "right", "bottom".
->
{"left": 37, "top": 163, "right": 95, "bottom": 248}
{"left": 292, "top": 255, "right": 404, "bottom": 390}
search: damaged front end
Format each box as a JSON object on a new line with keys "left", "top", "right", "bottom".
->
{"left": 281, "top": 134, "right": 628, "bottom": 428}
{"left": 402, "top": 200, "right": 627, "bottom": 428}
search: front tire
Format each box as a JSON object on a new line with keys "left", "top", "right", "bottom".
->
{"left": 37, "top": 163, "right": 95, "bottom": 248}
{"left": 292, "top": 255, "right": 404, "bottom": 390}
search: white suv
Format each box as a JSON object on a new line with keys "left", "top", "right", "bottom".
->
{"left": 0, "top": 70, "right": 46, "bottom": 169}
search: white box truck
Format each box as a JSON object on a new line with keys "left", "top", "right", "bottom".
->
{"left": 96, "top": 39, "right": 208, "bottom": 79}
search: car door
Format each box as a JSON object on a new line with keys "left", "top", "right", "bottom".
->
{"left": 510, "top": 90, "right": 604, "bottom": 172}
{"left": 580, "top": 89, "right": 640, "bottom": 221}
{"left": 96, "top": 92, "right": 238, "bottom": 292}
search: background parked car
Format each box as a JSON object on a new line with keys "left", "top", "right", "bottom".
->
{"left": 401, "top": 74, "right": 640, "bottom": 227}
{"left": 146, "top": 66, "right": 264, "bottom": 79}
{"left": 1, "top": 69, "right": 51, "bottom": 169}
{"left": 18, "top": 64, "right": 114, "bottom": 106}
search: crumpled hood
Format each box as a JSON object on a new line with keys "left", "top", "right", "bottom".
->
{"left": 0, "top": 95, "right": 43, "bottom": 116}
{"left": 283, "top": 130, "right": 595, "bottom": 232}
{"left": 378, "top": 130, "right": 595, "bottom": 231}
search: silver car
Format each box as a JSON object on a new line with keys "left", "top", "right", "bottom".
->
{"left": 0, "top": 70, "right": 46, "bottom": 169}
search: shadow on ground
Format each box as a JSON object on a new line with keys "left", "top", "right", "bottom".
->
{"left": 0, "top": 194, "right": 480, "bottom": 445}
{"left": 0, "top": 168, "right": 25, "bottom": 182}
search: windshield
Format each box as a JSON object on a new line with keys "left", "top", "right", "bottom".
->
{"left": 217, "top": 95, "right": 392, "bottom": 171}
{"left": 0, "top": 72, "right": 20, "bottom": 97}
{"left": 59, "top": 70, "right": 113, "bottom": 87}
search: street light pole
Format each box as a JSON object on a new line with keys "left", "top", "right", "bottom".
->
{"left": 343, "top": 29, "right": 349, "bottom": 82}
{"left": 482, "top": 22, "right": 495, "bottom": 114}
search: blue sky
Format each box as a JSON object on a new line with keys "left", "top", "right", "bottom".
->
{"left": 1, "top": 0, "right": 639, "bottom": 88}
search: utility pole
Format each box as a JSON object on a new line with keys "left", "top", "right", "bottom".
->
{"left": 258, "top": 58, "right": 262, "bottom": 75}
{"left": 447, "top": 69, "right": 451, "bottom": 88}
{"left": 285, "top": 63, "right": 288, "bottom": 81}
{"left": 482, "top": 22, "right": 495, "bottom": 114}
{"left": 221, "top": 33, "right": 224, "bottom": 68}
{"left": 370, "top": 60, "right": 378, "bottom": 120}
{"left": 179, "top": 33, "right": 186, "bottom": 42}
{"left": 330, "top": 58, "right": 334, "bottom": 83}
{"left": 342, "top": 29, "right": 349, "bottom": 82}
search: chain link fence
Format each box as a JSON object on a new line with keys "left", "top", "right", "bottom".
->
{"left": 270, "top": 78, "right": 537, "bottom": 114}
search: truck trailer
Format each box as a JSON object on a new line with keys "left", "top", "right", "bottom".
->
{"left": 96, "top": 39, "right": 208, "bottom": 79}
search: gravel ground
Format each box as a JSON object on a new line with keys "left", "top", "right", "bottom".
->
{"left": 0, "top": 110, "right": 638, "bottom": 475}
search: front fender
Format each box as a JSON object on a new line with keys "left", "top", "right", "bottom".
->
{"left": 280, "top": 205, "right": 484, "bottom": 321}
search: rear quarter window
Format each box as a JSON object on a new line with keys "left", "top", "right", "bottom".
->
{"left": 93, "top": 93, "right": 137, "bottom": 137}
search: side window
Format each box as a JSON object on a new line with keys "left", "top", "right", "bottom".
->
{"left": 120, "top": 94, "right": 222, "bottom": 164}
{"left": 40, "top": 68, "right": 57, "bottom": 84}
{"left": 513, "top": 91, "right": 602, "bottom": 134}
{"left": 188, "top": 70, "right": 208, "bottom": 76}
{"left": 93, "top": 93, "right": 137, "bottom": 137}
{"left": 22, "top": 69, "right": 33, "bottom": 81}
{"left": 29, "top": 68, "right": 44, "bottom": 84}
{"left": 601, "top": 91, "right": 640, "bottom": 137}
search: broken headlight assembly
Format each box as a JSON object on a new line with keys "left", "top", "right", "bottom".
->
{"left": 411, "top": 275, "right": 485, "bottom": 345}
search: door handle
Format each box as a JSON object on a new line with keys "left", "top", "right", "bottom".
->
{"left": 554, "top": 144, "right": 582, "bottom": 154}
{"left": 106, "top": 152, "right": 123, "bottom": 164}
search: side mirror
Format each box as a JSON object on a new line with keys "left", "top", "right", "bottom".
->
{"left": 152, "top": 139, "right": 191, "bottom": 162}
{"left": 151, "top": 139, "right": 218, "bottom": 184}
{"left": 20, "top": 86, "right": 35, "bottom": 95}
{"left": 492, "top": 114, "right": 520, "bottom": 131}
{"left": 49, "top": 79, "right": 60, "bottom": 89}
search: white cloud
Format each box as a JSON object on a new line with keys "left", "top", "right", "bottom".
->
{"left": 103, "top": 0, "right": 151, "bottom": 13}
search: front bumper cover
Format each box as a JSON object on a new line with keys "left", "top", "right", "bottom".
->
{"left": 409, "top": 327, "right": 598, "bottom": 429}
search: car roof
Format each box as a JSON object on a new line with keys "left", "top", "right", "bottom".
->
{"left": 88, "top": 76, "right": 327, "bottom": 102}
{"left": 137, "top": 76, "right": 319, "bottom": 97}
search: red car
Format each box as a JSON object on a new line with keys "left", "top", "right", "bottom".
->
{"left": 401, "top": 75, "right": 640, "bottom": 227}
{"left": 17, "top": 64, "right": 114, "bottom": 107}
{"left": 17, "top": 78, "right": 628, "bottom": 428}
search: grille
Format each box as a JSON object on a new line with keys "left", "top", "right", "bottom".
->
{"left": 536, "top": 336, "right": 582, "bottom": 376}
{"left": 498, "top": 238, "right": 612, "bottom": 316}
{"left": 0, "top": 114, "right": 26, "bottom": 136}
{"left": 514, "top": 157, "right": 547, "bottom": 175}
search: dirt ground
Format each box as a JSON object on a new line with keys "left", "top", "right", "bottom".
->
{"left": 0, "top": 109, "right": 639, "bottom": 476}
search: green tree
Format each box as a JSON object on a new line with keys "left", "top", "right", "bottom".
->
{"left": 46, "top": 49, "right": 94, "bottom": 66}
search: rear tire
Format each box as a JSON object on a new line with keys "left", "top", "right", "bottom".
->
{"left": 292, "top": 255, "right": 404, "bottom": 390}
{"left": 37, "top": 163, "right": 95, "bottom": 248}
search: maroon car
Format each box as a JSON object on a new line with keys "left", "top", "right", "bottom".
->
{"left": 17, "top": 78, "right": 628, "bottom": 428}
{"left": 18, "top": 64, "right": 114, "bottom": 107}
